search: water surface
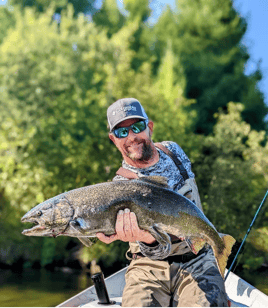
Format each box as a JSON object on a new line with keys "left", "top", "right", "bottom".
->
{"left": 0, "top": 268, "right": 92, "bottom": 307}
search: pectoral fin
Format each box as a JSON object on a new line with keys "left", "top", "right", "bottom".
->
{"left": 78, "top": 237, "right": 93, "bottom": 247}
{"left": 70, "top": 218, "right": 89, "bottom": 235}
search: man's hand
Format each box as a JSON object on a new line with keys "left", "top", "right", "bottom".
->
{"left": 96, "top": 208, "right": 156, "bottom": 245}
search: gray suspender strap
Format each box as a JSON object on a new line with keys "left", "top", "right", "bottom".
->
{"left": 116, "top": 143, "right": 189, "bottom": 181}
{"left": 116, "top": 167, "right": 139, "bottom": 179}
{"left": 154, "top": 143, "right": 189, "bottom": 181}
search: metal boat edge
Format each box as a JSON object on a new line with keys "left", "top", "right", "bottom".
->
{"left": 57, "top": 267, "right": 268, "bottom": 307}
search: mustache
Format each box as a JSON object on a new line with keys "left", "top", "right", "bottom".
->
{"left": 125, "top": 137, "right": 145, "bottom": 147}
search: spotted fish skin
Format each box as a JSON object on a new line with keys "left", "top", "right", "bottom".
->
{"left": 21, "top": 176, "right": 235, "bottom": 277}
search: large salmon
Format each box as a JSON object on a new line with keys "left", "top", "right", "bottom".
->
{"left": 21, "top": 176, "right": 235, "bottom": 277}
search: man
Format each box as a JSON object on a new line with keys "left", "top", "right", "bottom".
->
{"left": 97, "top": 98, "right": 229, "bottom": 307}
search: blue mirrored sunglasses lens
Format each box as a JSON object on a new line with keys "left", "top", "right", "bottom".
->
{"left": 132, "top": 121, "right": 146, "bottom": 133}
{"left": 115, "top": 127, "right": 129, "bottom": 138}
{"left": 113, "top": 120, "right": 147, "bottom": 138}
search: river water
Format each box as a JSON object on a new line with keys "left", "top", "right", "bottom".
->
{"left": 0, "top": 268, "right": 92, "bottom": 307}
{"left": 0, "top": 267, "right": 267, "bottom": 306}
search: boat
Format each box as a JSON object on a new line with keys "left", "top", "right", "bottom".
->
{"left": 57, "top": 267, "right": 268, "bottom": 307}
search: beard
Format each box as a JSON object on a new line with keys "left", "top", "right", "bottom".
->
{"left": 125, "top": 138, "right": 153, "bottom": 162}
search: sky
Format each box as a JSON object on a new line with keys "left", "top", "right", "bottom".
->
{"left": 233, "top": 0, "right": 268, "bottom": 109}
{"left": 1, "top": 0, "right": 268, "bottom": 111}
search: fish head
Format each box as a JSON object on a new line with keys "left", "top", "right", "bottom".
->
{"left": 21, "top": 195, "right": 74, "bottom": 237}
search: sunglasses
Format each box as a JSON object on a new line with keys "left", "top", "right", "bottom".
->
{"left": 112, "top": 120, "right": 148, "bottom": 139}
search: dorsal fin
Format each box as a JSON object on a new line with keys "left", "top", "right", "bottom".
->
{"left": 139, "top": 176, "right": 169, "bottom": 188}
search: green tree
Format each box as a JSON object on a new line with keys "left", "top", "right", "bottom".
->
{"left": 0, "top": 6, "right": 115, "bottom": 201}
{"left": 8, "top": 0, "right": 97, "bottom": 15}
{"left": 92, "top": 0, "right": 126, "bottom": 38}
{"left": 152, "top": 0, "right": 267, "bottom": 134}
{"left": 150, "top": 5, "right": 178, "bottom": 74}
{"left": 194, "top": 103, "right": 268, "bottom": 239}
{"left": 156, "top": 40, "right": 185, "bottom": 105}
{"left": 193, "top": 102, "right": 268, "bottom": 271}
{"left": 0, "top": 5, "right": 116, "bottom": 265}
{"left": 0, "top": 192, "right": 41, "bottom": 265}
{"left": 124, "top": 0, "right": 151, "bottom": 22}
{"left": 0, "top": 6, "right": 16, "bottom": 45}
{"left": 115, "top": 0, "right": 153, "bottom": 71}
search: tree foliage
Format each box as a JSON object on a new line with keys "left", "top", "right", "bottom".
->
{"left": 0, "top": 6, "right": 115, "bottom": 205}
{"left": 194, "top": 103, "right": 268, "bottom": 236}
{"left": 9, "top": 0, "right": 96, "bottom": 15}
{"left": 152, "top": 0, "right": 267, "bottom": 134}
{"left": 0, "top": 6, "right": 16, "bottom": 45}
{"left": 92, "top": 0, "right": 126, "bottom": 38}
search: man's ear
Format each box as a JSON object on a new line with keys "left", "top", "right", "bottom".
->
{"left": 148, "top": 120, "right": 154, "bottom": 136}
{"left": 109, "top": 133, "right": 115, "bottom": 143}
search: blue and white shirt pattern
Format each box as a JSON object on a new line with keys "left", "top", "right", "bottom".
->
{"left": 113, "top": 141, "right": 195, "bottom": 191}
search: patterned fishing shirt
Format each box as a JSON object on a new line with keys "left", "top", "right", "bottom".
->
{"left": 113, "top": 141, "right": 195, "bottom": 190}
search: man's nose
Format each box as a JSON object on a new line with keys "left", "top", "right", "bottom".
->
{"left": 127, "top": 129, "right": 137, "bottom": 141}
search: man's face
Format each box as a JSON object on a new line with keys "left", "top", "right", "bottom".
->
{"left": 109, "top": 118, "right": 154, "bottom": 162}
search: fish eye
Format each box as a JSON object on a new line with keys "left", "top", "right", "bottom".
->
{"left": 36, "top": 210, "right": 42, "bottom": 216}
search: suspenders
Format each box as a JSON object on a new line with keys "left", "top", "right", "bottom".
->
{"left": 116, "top": 143, "right": 189, "bottom": 180}
{"left": 154, "top": 143, "right": 189, "bottom": 181}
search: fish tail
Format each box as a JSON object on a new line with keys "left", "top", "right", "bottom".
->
{"left": 214, "top": 234, "right": 236, "bottom": 277}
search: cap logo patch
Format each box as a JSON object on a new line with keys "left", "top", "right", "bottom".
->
{"left": 112, "top": 105, "right": 137, "bottom": 116}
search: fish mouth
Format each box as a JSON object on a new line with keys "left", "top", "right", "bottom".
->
{"left": 21, "top": 218, "right": 50, "bottom": 236}
{"left": 22, "top": 224, "right": 47, "bottom": 235}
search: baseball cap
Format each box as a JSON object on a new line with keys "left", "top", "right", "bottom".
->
{"left": 107, "top": 98, "right": 148, "bottom": 132}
